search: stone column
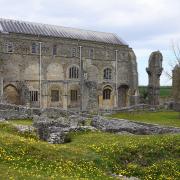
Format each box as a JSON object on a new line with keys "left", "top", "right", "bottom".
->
{"left": 172, "top": 65, "right": 180, "bottom": 111}
{"left": 42, "top": 82, "right": 48, "bottom": 108}
{"left": 63, "top": 82, "right": 68, "bottom": 110}
{"left": 99, "top": 95, "right": 103, "bottom": 109}
{"left": 146, "top": 51, "right": 163, "bottom": 106}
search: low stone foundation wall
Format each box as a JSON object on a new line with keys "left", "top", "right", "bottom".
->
{"left": 173, "top": 102, "right": 180, "bottom": 111}
{"left": 91, "top": 116, "right": 180, "bottom": 135}
{"left": 0, "top": 103, "right": 31, "bottom": 119}
{"left": 0, "top": 103, "right": 78, "bottom": 120}
{"left": 99, "top": 104, "right": 161, "bottom": 115}
{"left": 33, "top": 114, "right": 93, "bottom": 144}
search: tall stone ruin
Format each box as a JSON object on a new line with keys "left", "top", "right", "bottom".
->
{"left": 146, "top": 51, "right": 163, "bottom": 105}
{"left": 172, "top": 65, "right": 180, "bottom": 111}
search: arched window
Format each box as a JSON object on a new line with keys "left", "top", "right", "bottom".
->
{"left": 31, "top": 43, "right": 37, "bottom": 54}
{"left": 104, "top": 68, "right": 112, "bottom": 80}
{"left": 69, "top": 66, "right": 79, "bottom": 79}
{"left": 72, "top": 48, "right": 76, "bottom": 57}
{"left": 103, "top": 88, "right": 111, "bottom": 100}
{"left": 52, "top": 45, "right": 57, "bottom": 55}
{"left": 7, "top": 42, "right": 14, "bottom": 53}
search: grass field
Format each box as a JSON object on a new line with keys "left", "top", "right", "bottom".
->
{"left": 0, "top": 117, "right": 180, "bottom": 180}
{"left": 139, "top": 86, "right": 172, "bottom": 97}
{"left": 110, "top": 111, "right": 180, "bottom": 127}
{"left": 8, "top": 119, "right": 33, "bottom": 125}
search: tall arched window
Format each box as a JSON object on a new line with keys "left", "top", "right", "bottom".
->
{"left": 31, "top": 43, "right": 37, "bottom": 54}
{"left": 52, "top": 45, "right": 57, "bottom": 55}
{"left": 69, "top": 66, "right": 79, "bottom": 79}
{"left": 104, "top": 68, "right": 112, "bottom": 80}
{"left": 103, "top": 88, "right": 111, "bottom": 100}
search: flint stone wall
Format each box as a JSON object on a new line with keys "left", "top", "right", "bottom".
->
{"left": 0, "top": 103, "right": 31, "bottom": 119}
{"left": 173, "top": 102, "right": 180, "bottom": 111}
{"left": 0, "top": 103, "right": 77, "bottom": 120}
{"left": 33, "top": 114, "right": 90, "bottom": 144}
{"left": 91, "top": 116, "right": 180, "bottom": 135}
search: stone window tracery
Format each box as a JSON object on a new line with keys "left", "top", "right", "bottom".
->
{"left": 69, "top": 66, "right": 79, "bottom": 79}
{"left": 30, "top": 91, "right": 38, "bottom": 102}
{"left": 72, "top": 47, "right": 76, "bottom": 57}
{"left": 52, "top": 45, "right": 57, "bottom": 55}
{"left": 31, "top": 43, "right": 37, "bottom": 54}
{"left": 104, "top": 68, "right": 112, "bottom": 80}
{"left": 7, "top": 42, "right": 14, "bottom": 53}
{"left": 70, "top": 90, "right": 78, "bottom": 101}
{"left": 103, "top": 88, "right": 111, "bottom": 100}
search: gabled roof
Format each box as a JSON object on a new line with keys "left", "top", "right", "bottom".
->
{"left": 0, "top": 18, "right": 128, "bottom": 45}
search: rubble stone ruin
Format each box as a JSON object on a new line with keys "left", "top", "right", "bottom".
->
{"left": 172, "top": 65, "right": 180, "bottom": 111}
{"left": 146, "top": 51, "right": 163, "bottom": 105}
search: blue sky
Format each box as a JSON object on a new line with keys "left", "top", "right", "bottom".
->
{"left": 0, "top": 0, "right": 180, "bottom": 85}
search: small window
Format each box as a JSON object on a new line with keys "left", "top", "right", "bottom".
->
{"left": 31, "top": 43, "right": 37, "bottom": 54}
{"left": 103, "top": 89, "right": 111, "bottom": 100}
{"left": 29, "top": 91, "right": 38, "bottom": 102}
{"left": 53, "top": 45, "right": 57, "bottom": 55}
{"left": 114, "top": 50, "right": 117, "bottom": 60}
{"left": 72, "top": 48, "right": 76, "bottom": 57}
{"left": 104, "top": 68, "right": 112, "bottom": 80}
{"left": 122, "top": 52, "right": 126, "bottom": 57}
{"left": 71, "top": 90, "right": 78, "bottom": 101}
{"left": 69, "top": 66, "right": 79, "bottom": 79}
{"left": 7, "top": 42, "right": 13, "bottom": 53}
{"left": 89, "top": 48, "right": 94, "bottom": 59}
{"left": 51, "top": 90, "right": 59, "bottom": 102}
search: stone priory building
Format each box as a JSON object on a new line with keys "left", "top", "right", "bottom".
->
{"left": 0, "top": 18, "right": 139, "bottom": 111}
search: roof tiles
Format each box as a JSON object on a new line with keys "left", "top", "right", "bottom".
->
{"left": 0, "top": 18, "right": 127, "bottom": 45}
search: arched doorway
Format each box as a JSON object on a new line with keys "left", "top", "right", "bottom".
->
{"left": 4, "top": 85, "right": 20, "bottom": 105}
{"left": 118, "top": 85, "right": 129, "bottom": 107}
{"left": 102, "top": 85, "right": 113, "bottom": 109}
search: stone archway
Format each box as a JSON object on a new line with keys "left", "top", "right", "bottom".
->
{"left": 102, "top": 85, "right": 113, "bottom": 109}
{"left": 118, "top": 85, "right": 129, "bottom": 107}
{"left": 4, "top": 85, "right": 20, "bottom": 105}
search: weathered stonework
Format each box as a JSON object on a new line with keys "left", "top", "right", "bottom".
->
{"left": 0, "top": 19, "right": 139, "bottom": 111}
{"left": 172, "top": 65, "right": 180, "bottom": 111}
{"left": 172, "top": 65, "right": 180, "bottom": 101}
{"left": 146, "top": 51, "right": 163, "bottom": 105}
{"left": 91, "top": 116, "right": 180, "bottom": 134}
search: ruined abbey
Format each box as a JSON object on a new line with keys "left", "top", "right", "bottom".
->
{"left": 0, "top": 18, "right": 139, "bottom": 111}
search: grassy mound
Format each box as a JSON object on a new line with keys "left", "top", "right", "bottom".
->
{"left": 0, "top": 121, "right": 179, "bottom": 179}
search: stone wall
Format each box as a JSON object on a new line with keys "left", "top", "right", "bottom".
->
{"left": 0, "top": 32, "right": 139, "bottom": 110}
{"left": 172, "top": 65, "right": 180, "bottom": 102}
{"left": 0, "top": 103, "right": 77, "bottom": 120}
{"left": 91, "top": 116, "right": 180, "bottom": 134}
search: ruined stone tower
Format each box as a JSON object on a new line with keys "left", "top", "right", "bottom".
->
{"left": 146, "top": 51, "right": 163, "bottom": 105}
{"left": 172, "top": 65, "right": 180, "bottom": 102}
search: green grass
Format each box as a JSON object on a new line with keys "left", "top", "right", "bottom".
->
{"left": 0, "top": 121, "right": 180, "bottom": 179}
{"left": 8, "top": 119, "right": 33, "bottom": 126}
{"left": 159, "top": 86, "right": 172, "bottom": 97}
{"left": 110, "top": 111, "right": 180, "bottom": 127}
{"left": 139, "top": 86, "right": 172, "bottom": 97}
